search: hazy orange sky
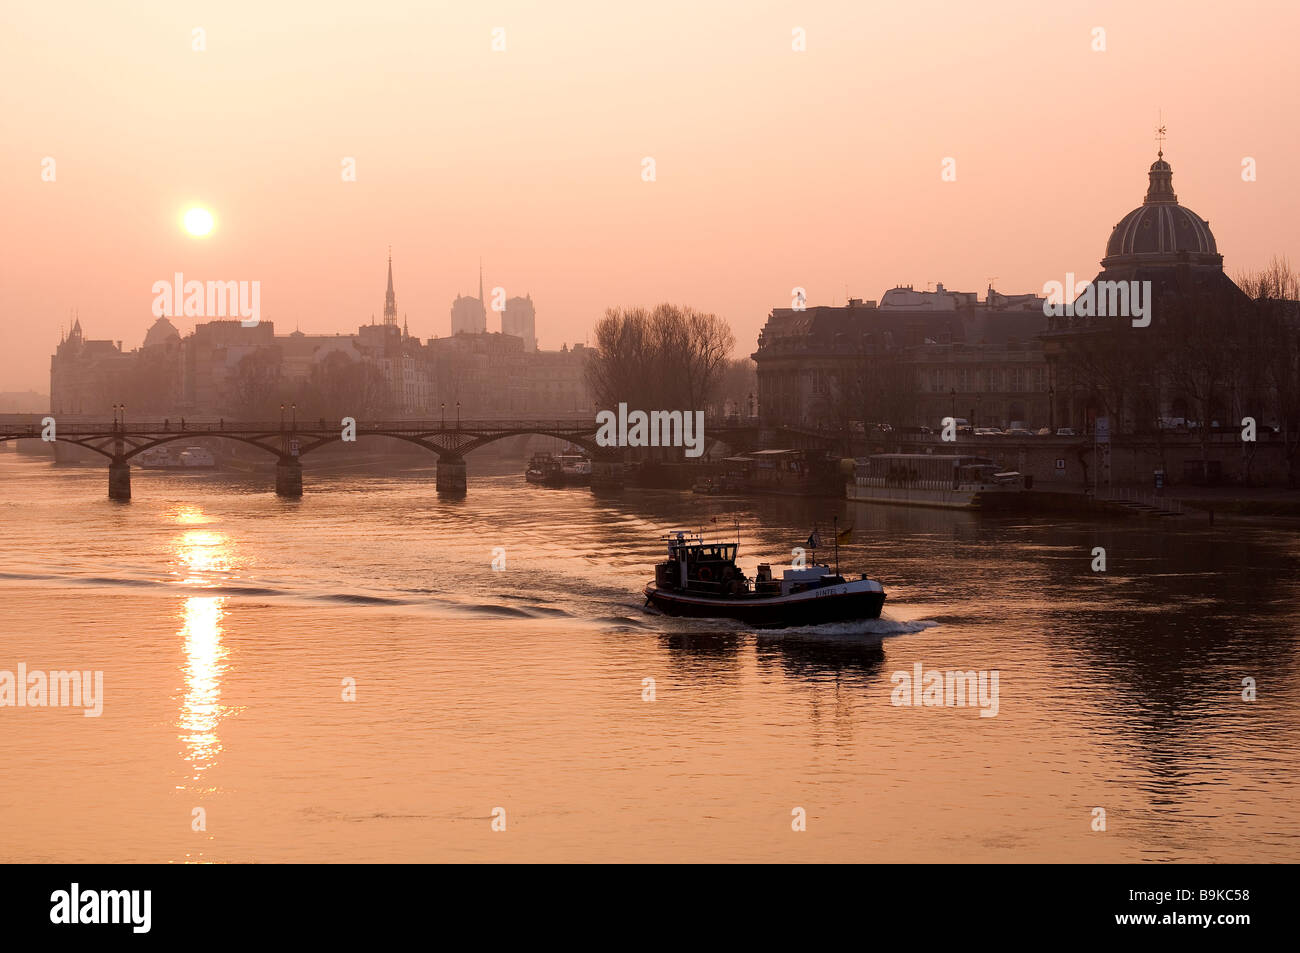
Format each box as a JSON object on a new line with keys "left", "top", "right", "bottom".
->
{"left": 2, "top": 0, "right": 1297, "bottom": 393}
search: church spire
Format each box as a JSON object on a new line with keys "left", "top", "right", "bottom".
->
{"left": 478, "top": 258, "right": 484, "bottom": 303}
{"left": 384, "top": 247, "right": 397, "bottom": 325}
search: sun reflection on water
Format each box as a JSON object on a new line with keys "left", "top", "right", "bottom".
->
{"left": 178, "top": 595, "right": 233, "bottom": 785}
{"left": 172, "top": 510, "right": 240, "bottom": 788}
{"left": 173, "top": 528, "right": 231, "bottom": 584}
{"left": 171, "top": 505, "right": 212, "bottom": 526}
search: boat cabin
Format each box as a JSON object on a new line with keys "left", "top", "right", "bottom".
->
{"left": 656, "top": 533, "right": 747, "bottom": 595}
{"left": 655, "top": 532, "right": 851, "bottom": 599}
{"left": 853, "top": 453, "right": 1013, "bottom": 491}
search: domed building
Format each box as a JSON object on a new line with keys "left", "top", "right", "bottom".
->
{"left": 142, "top": 315, "right": 181, "bottom": 351}
{"left": 1100, "top": 153, "right": 1221, "bottom": 270}
{"left": 1043, "top": 150, "right": 1258, "bottom": 441}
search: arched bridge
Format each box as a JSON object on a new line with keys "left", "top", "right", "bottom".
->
{"left": 0, "top": 416, "right": 782, "bottom": 500}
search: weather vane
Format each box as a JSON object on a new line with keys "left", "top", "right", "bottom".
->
{"left": 1155, "top": 111, "right": 1166, "bottom": 157}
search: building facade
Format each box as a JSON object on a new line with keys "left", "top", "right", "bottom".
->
{"left": 752, "top": 284, "right": 1051, "bottom": 431}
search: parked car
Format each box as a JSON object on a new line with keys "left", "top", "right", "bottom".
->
{"left": 974, "top": 427, "right": 1003, "bottom": 437}
{"left": 1006, "top": 428, "right": 1034, "bottom": 438}
{"left": 1055, "top": 428, "right": 1078, "bottom": 436}
{"left": 1036, "top": 427, "right": 1052, "bottom": 436}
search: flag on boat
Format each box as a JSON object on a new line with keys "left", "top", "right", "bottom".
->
{"left": 836, "top": 525, "right": 853, "bottom": 545}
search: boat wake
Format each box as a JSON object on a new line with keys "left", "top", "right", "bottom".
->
{"left": 639, "top": 599, "right": 939, "bottom": 639}
{"left": 758, "top": 616, "right": 939, "bottom": 640}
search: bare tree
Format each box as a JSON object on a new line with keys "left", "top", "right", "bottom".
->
{"left": 300, "top": 352, "right": 393, "bottom": 421}
{"left": 586, "top": 307, "right": 655, "bottom": 410}
{"left": 586, "top": 304, "right": 736, "bottom": 413}
{"left": 1236, "top": 256, "right": 1300, "bottom": 484}
{"left": 716, "top": 357, "right": 757, "bottom": 417}
{"left": 228, "top": 349, "right": 282, "bottom": 418}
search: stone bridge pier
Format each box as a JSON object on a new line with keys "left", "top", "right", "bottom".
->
{"left": 275, "top": 456, "right": 303, "bottom": 498}
{"left": 436, "top": 455, "right": 467, "bottom": 495}
{"left": 108, "top": 456, "right": 131, "bottom": 501}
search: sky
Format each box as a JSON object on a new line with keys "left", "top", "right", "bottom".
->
{"left": 2, "top": 0, "right": 1298, "bottom": 393}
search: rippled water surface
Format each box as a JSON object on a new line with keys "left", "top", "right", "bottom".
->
{"left": 1, "top": 453, "right": 1298, "bottom": 862}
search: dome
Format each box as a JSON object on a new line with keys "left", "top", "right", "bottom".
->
{"left": 1102, "top": 154, "right": 1220, "bottom": 268}
{"left": 142, "top": 315, "right": 180, "bottom": 349}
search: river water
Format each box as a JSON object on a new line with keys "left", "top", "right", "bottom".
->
{"left": 1, "top": 452, "right": 1297, "bottom": 862}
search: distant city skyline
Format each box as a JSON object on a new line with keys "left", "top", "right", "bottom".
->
{"left": 4, "top": 0, "right": 1298, "bottom": 391}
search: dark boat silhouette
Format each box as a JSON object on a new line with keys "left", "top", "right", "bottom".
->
{"left": 644, "top": 532, "right": 885, "bottom": 629}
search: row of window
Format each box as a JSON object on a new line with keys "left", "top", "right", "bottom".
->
{"left": 804, "top": 367, "right": 1050, "bottom": 395}
{"left": 928, "top": 367, "right": 1047, "bottom": 392}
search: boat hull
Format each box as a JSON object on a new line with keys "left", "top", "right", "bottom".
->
{"left": 644, "top": 580, "right": 885, "bottom": 628}
{"left": 526, "top": 470, "right": 586, "bottom": 486}
{"left": 846, "top": 482, "right": 1024, "bottom": 510}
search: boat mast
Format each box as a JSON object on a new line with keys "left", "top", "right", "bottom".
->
{"left": 833, "top": 515, "right": 840, "bottom": 575}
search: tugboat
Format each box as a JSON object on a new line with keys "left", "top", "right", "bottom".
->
{"left": 644, "top": 531, "right": 886, "bottom": 628}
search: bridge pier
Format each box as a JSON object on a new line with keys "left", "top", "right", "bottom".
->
{"left": 436, "top": 455, "right": 467, "bottom": 495}
{"left": 108, "top": 457, "right": 131, "bottom": 501}
{"left": 276, "top": 457, "right": 303, "bottom": 498}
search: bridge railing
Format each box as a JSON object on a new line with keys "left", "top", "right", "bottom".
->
{"left": 3, "top": 415, "right": 762, "bottom": 436}
{"left": 3, "top": 418, "right": 606, "bottom": 435}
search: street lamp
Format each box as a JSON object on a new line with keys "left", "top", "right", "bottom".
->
{"left": 280, "top": 402, "right": 286, "bottom": 430}
{"left": 456, "top": 400, "right": 461, "bottom": 428}
{"left": 291, "top": 402, "right": 297, "bottom": 430}
{"left": 441, "top": 402, "right": 446, "bottom": 428}
{"left": 950, "top": 387, "right": 956, "bottom": 423}
{"left": 1048, "top": 386, "right": 1055, "bottom": 433}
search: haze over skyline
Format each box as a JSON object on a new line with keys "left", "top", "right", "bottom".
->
{"left": 3, "top": 0, "right": 1298, "bottom": 392}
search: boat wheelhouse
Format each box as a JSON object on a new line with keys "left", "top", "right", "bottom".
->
{"left": 847, "top": 453, "right": 1028, "bottom": 509}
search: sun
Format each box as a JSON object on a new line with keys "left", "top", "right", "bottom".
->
{"left": 183, "top": 207, "right": 214, "bottom": 237}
